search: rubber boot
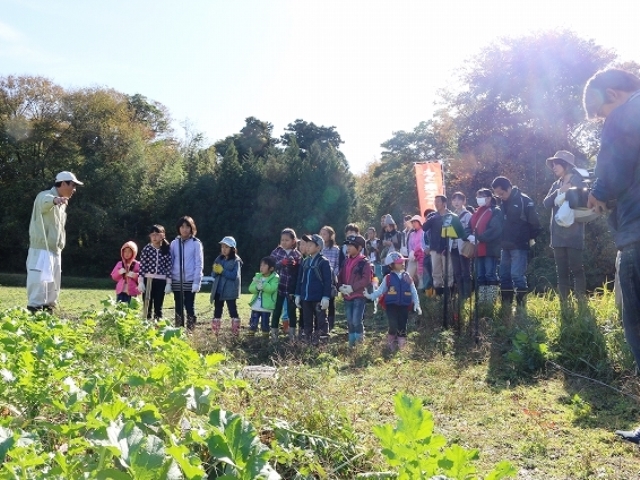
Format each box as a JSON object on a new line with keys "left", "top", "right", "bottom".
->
{"left": 270, "top": 327, "right": 279, "bottom": 341}
{"left": 354, "top": 333, "right": 364, "bottom": 345}
{"left": 288, "top": 327, "right": 297, "bottom": 341}
{"left": 515, "top": 290, "right": 527, "bottom": 309}
{"left": 500, "top": 289, "right": 514, "bottom": 307}
{"left": 397, "top": 336, "right": 407, "bottom": 350}
{"left": 231, "top": 318, "right": 241, "bottom": 336}
{"left": 211, "top": 318, "right": 221, "bottom": 334}
{"left": 186, "top": 315, "right": 196, "bottom": 331}
{"left": 387, "top": 334, "right": 397, "bottom": 352}
{"left": 348, "top": 332, "right": 356, "bottom": 347}
{"left": 175, "top": 314, "right": 184, "bottom": 328}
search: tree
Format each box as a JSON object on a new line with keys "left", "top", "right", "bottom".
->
{"left": 442, "top": 30, "right": 615, "bottom": 197}
{"left": 280, "top": 119, "right": 343, "bottom": 157}
{"left": 214, "top": 116, "right": 276, "bottom": 160}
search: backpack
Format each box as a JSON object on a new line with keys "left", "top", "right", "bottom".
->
{"left": 378, "top": 272, "right": 414, "bottom": 311}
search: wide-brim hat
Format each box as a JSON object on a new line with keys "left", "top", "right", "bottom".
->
{"left": 409, "top": 214, "right": 423, "bottom": 225}
{"left": 546, "top": 150, "right": 589, "bottom": 177}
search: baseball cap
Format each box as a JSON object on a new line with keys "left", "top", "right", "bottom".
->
{"left": 384, "top": 251, "right": 406, "bottom": 265}
{"left": 55, "top": 171, "right": 83, "bottom": 185}
{"left": 301, "top": 234, "right": 324, "bottom": 250}
{"left": 343, "top": 235, "right": 366, "bottom": 249}
{"left": 219, "top": 236, "right": 237, "bottom": 248}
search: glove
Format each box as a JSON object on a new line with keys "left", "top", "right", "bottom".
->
{"left": 213, "top": 263, "right": 223, "bottom": 274}
{"left": 192, "top": 284, "right": 200, "bottom": 293}
{"left": 118, "top": 268, "right": 126, "bottom": 275}
{"left": 414, "top": 304, "right": 422, "bottom": 315}
{"left": 126, "top": 271, "right": 136, "bottom": 278}
{"left": 256, "top": 279, "right": 264, "bottom": 291}
{"left": 342, "top": 285, "right": 353, "bottom": 295}
{"left": 408, "top": 250, "right": 415, "bottom": 261}
{"left": 164, "top": 284, "right": 172, "bottom": 294}
{"left": 363, "top": 291, "right": 373, "bottom": 300}
{"left": 320, "top": 297, "right": 329, "bottom": 310}
{"left": 295, "top": 295, "right": 301, "bottom": 308}
{"left": 467, "top": 234, "right": 476, "bottom": 243}
{"left": 138, "top": 278, "right": 146, "bottom": 293}
{"left": 338, "top": 284, "right": 348, "bottom": 295}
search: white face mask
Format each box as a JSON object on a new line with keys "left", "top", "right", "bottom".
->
{"left": 476, "top": 197, "right": 486, "bottom": 207}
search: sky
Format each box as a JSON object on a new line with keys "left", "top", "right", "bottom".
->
{"left": 2, "top": 0, "right": 640, "bottom": 174}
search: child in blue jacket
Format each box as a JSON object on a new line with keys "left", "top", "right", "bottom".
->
{"left": 210, "top": 236, "right": 242, "bottom": 335}
{"left": 295, "top": 234, "right": 332, "bottom": 344}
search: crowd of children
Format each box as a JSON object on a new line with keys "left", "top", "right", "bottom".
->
{"left": 110, "top": 216, "right": 438, "bottom": 350}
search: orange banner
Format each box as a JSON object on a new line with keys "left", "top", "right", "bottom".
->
{"left": 414, "top": 162, "right": 444, "bottom": 214}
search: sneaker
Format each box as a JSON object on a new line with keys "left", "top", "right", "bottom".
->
{"left": 615, "top": 427, "right": 640, "bottom": 444}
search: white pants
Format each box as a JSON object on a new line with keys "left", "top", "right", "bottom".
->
{"left": 406, "top": 258, "right": 422, "bottom": 288}
{"left": 26, "top": 248, "right": 61, "bottom": 308}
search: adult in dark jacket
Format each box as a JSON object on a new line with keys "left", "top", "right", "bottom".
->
{"left": 491, "top": 176, "right": 542, "bottom": 307}
{"left": 583, "top": 69, "right": 640, "bottom": 444}
{"left": 542, "top": 150, "right": 587, "bottom": 301}
{"left": 469, "top": 188, "right": 504, "bottom": 303}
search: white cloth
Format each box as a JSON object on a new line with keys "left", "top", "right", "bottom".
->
{"left": 554, "top": 201, "right": 575, "bottom": 227}
{"left": 35, "top": 249, "right": 55, "bottom": 283}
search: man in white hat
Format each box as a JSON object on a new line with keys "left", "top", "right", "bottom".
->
{"left": 26, "top": 171, "right": 83, "bottom": 313}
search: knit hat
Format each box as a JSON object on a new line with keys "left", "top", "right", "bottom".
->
{"left": 383, "top": 214, "right": 396, "bottom": 226}
{"left": 120, "top": 241, "right": 138, "bottom": 263}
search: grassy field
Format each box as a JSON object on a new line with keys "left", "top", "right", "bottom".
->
{"left": 2, "top": 274, "right": 640, "bottom": 478}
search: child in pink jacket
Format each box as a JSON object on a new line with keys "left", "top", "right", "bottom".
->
{"left": 111, "top": 241, "right": 140, "bottom": 304}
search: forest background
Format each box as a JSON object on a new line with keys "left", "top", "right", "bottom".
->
{"left": 0, "top": 31, "right": 632, "bottom": 290}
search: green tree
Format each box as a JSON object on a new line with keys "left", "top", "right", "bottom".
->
{"left": 280, "top": 119, "right": 343, "bottom": 157}
{"left": 214, "top": 116, "right": 275, "bottom": 160}
{"left": 443, "top": 30, "right": 615, "bottom": 197}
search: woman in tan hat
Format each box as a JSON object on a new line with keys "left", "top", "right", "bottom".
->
{"left": 542, "top": 150, "right": 588, "bottom": 301}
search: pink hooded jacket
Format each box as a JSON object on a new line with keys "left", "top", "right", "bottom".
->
{"left": 110, "top": 241, "right": 140, "bottom": 296}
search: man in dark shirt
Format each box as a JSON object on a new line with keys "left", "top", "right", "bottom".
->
{"left": 584, "top": 69, "right": 640, "bottom": 443}
{"left": 491, "top": 176, "right": 541, "bottom": 308}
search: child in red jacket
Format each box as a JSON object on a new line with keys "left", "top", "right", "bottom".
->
{"left": 111, "top": 241, "right": 140, "bottom": 304}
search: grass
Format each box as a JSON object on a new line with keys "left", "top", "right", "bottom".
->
{"left": 2, "top": 276, "right": 640, "bottom": 478}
